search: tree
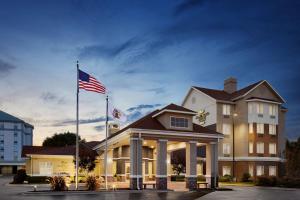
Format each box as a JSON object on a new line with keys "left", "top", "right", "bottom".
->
{"left": 42, "top": 132, "right": 83, "bottom": 147}
{"left": 286, "top": 137, "right": 300, "bottom": 178}
{"left": 196, "top": 109, "right": 210, "bottom": 126}
{"left": 171, "top": 149, "right": 186, "bottom": 175}
{"left": 75, "top": 142, "right": 97, "bottom": 175}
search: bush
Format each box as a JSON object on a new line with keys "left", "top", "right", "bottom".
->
{"left": 170, "top": 175, "right": 185, "bottom": 182}
{"left": 26, "top": 176, "right": 50, "bottom": 184}
{"left": 242, "top": 173, "right": 251, "bottom": 182}
{"left": 86, "top": 175, "right": 99, "bottom": 191}
{"left": 255, "top": 176, "right": 277, "bottom": 186}
{"left": 11, "top": 169, "right": 27, "bottom": 184}
{"left": 278, "top": 177, "right": 300, "bottom": 188}
{"left": 49, "top": 176, "right": 66, "bottom": 191}
{"left": 197, "top": 175, "right": 206, "bottom": 182}
{"left": 219, "top": 174, "right": 232, "bottom": 182}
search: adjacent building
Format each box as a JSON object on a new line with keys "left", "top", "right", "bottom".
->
{"left": 182, "top": 78, "right": 287, "bottom": 181}
{"left": 0, "top": 110, "right": 34, "bottom": 174}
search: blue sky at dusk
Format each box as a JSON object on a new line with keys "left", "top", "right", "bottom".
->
{"left": 0, "top": 0, "right": 299, "bottom": 144}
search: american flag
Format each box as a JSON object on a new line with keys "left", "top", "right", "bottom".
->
{"left": 78, "top": 69, "right": 106, "bottom": 94}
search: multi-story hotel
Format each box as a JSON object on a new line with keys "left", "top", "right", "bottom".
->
{"left": 182, "top": 78, "right": 287, "bottom": 181}
{"left": 0, "top": 110, "right": 34, "bottom": 174}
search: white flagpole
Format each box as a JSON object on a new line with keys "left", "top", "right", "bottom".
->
{"left": 104, "top": 95, "right": 109, "bottom": 190}
{"left": 75, "top": 61, "right": 79, "bottom": 190}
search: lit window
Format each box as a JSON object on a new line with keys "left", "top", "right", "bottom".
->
{"left": 269, "top": 124, "right": 276, "bottom": 135}
{"left": 249, "top": 123, "right": 254, "bottom": 134}
{"left": 222, "top": 123, "right": 232, "bottom": 135}
{"left": 269, "top": 166, "right": 276, "bottom": 176}
{"left": 269, "top": 143, "right": 276, "bottom": 155}
{"left": 222, "top": 104, "right": 231, "bottom": 115}
{"left": 170, "top": 117, "right": 188, "bottom": 128}
{"left": 248, "top": 103, "right": 253, "bottom": 114}
{"left": 249, "top": 142, "right": 254, "bottom": 154}
{"left": 269, "top": 105, "right": 277, "bottom": 117}
{"left": 257, "top": 123, "right": 264, "bottom": 134}
{"left": 249, "top": 165, "right": 254, "bottom": 177}
{"left": 223, "top": 143, "right": 231, "bottom": 155}
{"left": 257, "top": 165, "right": 264, "bottom": 176}
{"left": 257, "top": 142, "right": 264, "bottom": 154}
{"left": 257, "top": 103, "right": 264, "bottom": 115}
{"left": 222, "top": 166, "right": 231, "bottom": 176}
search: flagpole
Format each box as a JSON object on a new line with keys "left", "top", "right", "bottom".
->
{"left": 75, "top": 61, "right": 79, "bottom": 190}
{"left": 104, "top": 95, "right": 109, "bottom": 190}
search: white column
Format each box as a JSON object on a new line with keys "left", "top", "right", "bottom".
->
{"left": 186, "top": 141, "right": 197, "bottom": 190}
{"left": 130, "top": 137, "right": 143, "bottom": 189}
{"left": 156, "top": 139, "right": 168, "bottom": 190}
{"left": 206, "top": 142, "right": 218, "bottom": 188}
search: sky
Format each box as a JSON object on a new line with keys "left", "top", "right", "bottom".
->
{"left": 0, "top": 0, "right": 299, "bottom": 145}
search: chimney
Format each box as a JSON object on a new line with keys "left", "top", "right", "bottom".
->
{"left": 224, "top": 77, "right": 237, "bottom": 93}
{"left": 108, "top": 123, "right": 120, "bottom": 136}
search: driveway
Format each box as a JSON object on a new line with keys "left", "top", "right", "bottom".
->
{"left": 0, "top": 176, "right": 208, "bottom": 200}
{"left": 199, "top": 186, "right": 300, "bottom": 200}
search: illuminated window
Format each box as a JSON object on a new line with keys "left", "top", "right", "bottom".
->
{"left": 223, "top": 143, "right": 231, "bottom": 155}
{"left": 249, "top": 142, "right": 254, "bottom": 154}
{"left": 257, "top": 165, "right": 264, "bottom": 176}
{"left": 269, "top": 166, "right": 276, "bottom": 176}
{"left": 257, "top": 103, "right": 264, "bottom": 115}
{"left": 222, "top": 166, "right": 231, "bottom": 176}
{"left": 222, "top": 123, "right": 232, "bottom": 135}
{"left": 269, "top": 105, "right": 277, "bottom": 117}
{"left": 257, "top": 142, "right": 264, "bottom": 154}
{"left": 269, "top": 124, "right": 276, "bottom": 135}
{"left": 222, "top": 104, "right": 231, "bottom": 115}
{"left": 249, "top": 123, "right": 254, "bottom": 134}
{"left": 249, "top": 165, "right": 254, "bottom": 177}
{"left": 269, "top": 143, "right": 276, "bottom": 155}
{"left": 257, "top": 123, "right": 264, "bottom": 134}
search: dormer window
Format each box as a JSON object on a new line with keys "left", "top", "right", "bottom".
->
{"left": 170, "top": 117, "right": 188, "bottom": 128}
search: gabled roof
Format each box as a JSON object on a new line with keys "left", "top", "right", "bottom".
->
{"left": 0, "top": 110, "right": 34, "bottom": 128}
{"left": 0, "top": 110, "right": 24, "bottom": 123}
{"left": 191, "top": 80, "right": 285, "bottom": 103}
{"left": 99, "top": 104, "right": 221, "bottom": 144}
{"left": 152, "top": 103, "right": 196, "bottom": 118}
{"left": 22, "top": 142, "right": 98, "bottom": 157}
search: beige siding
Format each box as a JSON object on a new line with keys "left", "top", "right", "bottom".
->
{"left": 156, "top": 112, "right": 193, "bottom": 131}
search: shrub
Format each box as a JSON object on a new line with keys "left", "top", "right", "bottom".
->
{"left": 11, "top": 169, "right": 27, "bottom": 184}
{"left": 49, "top": 176, "right": 67, "bottom": 191}
{"left": 197, "top": 175, "right": 206, "bottom": 182}
{"left": 26, "top": 176, "right": 50, "bottom": 184}
{"left": 86, "top": 175, "right": 99, "bottom": 191}
{"left": 219, "top": 174, "right": 232, "bottom": 182}
{"left": 170, "top": 175, "right": 185, "bottom": 182}
{"left": 278, "top": 177, "right": 300, "bottom": 188}
{"left": 255, "top": 176, "right": 277, "bottom": 186}
{"left": 242, "top": 173, "right": 251, "bottom": 182}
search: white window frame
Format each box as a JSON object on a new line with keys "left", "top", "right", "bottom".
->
{"left": 257, "top": 123, "right": 264, "bottom": 134}
{"left": 249, "top": 123, "right": 254, "bottom": 134}
{"left": 222, "top": 123, "right": 232, "bottom": 135}
{"left": 222, "top": 104, "right": 231, "bottom": 116}
{"left": 269, "top": 143, "right": 277, "bottom": 155}
{"left": 257, "top": 103, "right": 264, "bottom": 115}
{"left": 223, "top": 143, "right": 231, "bottom": 155}
{"left": 257, "top": 142, "right": 264, "bottom": 154}
{"left": 269, "top": 124, "right": 276, "bottom": 135}
{"left": 248, "top": 103, "right": 253, "bottom": 114}
{"left": 257, "top": 165, "right": 264, "bottom": 176}
{"left": 269, "top": 105, "right": 277, "bottom": 117}
{"left": 222, "top": 166, "right": 231, "bottom": 176}
{"left": 170, "top": 117, "right": 188, "bottom": 128}
{"left": 269, "top": 166, "right": 276, "bottom": 176}
{"left": 39, "top": 161, "right": 53, "bottom": 176}
{"left": 249, "top": 142, "right": 254, "bottom": 154}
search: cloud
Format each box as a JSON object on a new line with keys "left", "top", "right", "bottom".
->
{"left": 78, "top": 37, "right": 141, "bottom": 59}
{"left": 52, "top": 116, "right": 108, "bottom": 127}
{"left": 40, "top": 92, "right": 66, "bottom": 105}
{"left": 126, "top": 104, "right": 162, "bottom": 112}
{"left": 146, "top": 87, "right": 165, "bottom": 94}
{"left": 0, "top": 59, "right": 16, "bottom": 76}
{"left": 173, "top": 0, "right": 206, "bottom": 16}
